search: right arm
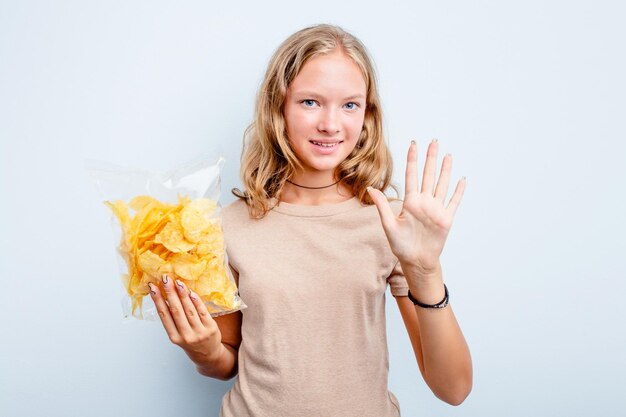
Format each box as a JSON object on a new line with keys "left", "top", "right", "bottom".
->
{"left": 196, "top": 312, "right": 242, "bottom": 380}
{"left": 148, "top": 274, "right": 242, "bottom": 381}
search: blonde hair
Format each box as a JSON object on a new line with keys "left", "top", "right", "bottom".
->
{"left": 232, "top": 23, "right": 400, "bottom": 219}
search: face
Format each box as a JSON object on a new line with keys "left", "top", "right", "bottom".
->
{"left": 283, "top": 50, "right": 367, "bottom": 181}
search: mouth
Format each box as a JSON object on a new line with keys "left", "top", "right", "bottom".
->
{"left": 309, "top": 140, "right": 343, "bottom": 148}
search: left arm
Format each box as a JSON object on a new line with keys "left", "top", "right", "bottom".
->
{"left": 367, "top": 138, "right": 473, "bottom": 405}
{"left": 395, "top": 262, "right": 472, "bottom": 405}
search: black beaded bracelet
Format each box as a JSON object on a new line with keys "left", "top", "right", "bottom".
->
{"left": 407, "top": 284, "right": 449, "bottom": 309}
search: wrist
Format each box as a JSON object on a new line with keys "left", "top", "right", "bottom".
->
{"left": 401, "top": 259, "right": 442, "bottom": 284}
{"left": 408, "top": 283, "right": 449, "bottom": 308}
{"left": 407, "top": 279, "right": 446, "bottom": 306}
{"left": 400, "top": 261, "right": 446, "bottom": 305}
{"left": 186, "top": 342, "right": 224, "bottom": 369}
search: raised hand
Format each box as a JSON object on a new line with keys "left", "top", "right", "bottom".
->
{"left": 367, "top": 139, "right": 466, "bottom": 276}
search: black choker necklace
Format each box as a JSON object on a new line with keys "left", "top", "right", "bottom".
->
{"left": 286, "top": 179, "right": 341, "bottom": 189}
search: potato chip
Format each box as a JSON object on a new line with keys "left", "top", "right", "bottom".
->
{"left": 154, "top": 220, "right": 196, "bottom": 253}
{"left": 105, "top": 194, "right": 240, "bottom": 318}
{"left": 137, "top": 250, "right": 166, "bottom": 278}
{"left": 181, "top": 198, "right": 218, "bottom": 243}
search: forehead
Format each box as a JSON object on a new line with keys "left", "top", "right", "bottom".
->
{"left": 288, "top": 51, "right": 367, "bottom": 97}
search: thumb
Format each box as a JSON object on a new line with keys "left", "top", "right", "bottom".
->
{"left": 367, "top": 187, "right": 395, "bottom": 227}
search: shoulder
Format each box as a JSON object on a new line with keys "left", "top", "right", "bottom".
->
{"left": 221, "top": 197, "right": 246, "bottom": 215}
{"left": 220, "top": 198, "right": 250, "bottom": 226}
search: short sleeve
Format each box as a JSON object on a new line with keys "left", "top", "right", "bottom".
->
{"left": 386, "top": 258, "right": 409, "bottom": 297}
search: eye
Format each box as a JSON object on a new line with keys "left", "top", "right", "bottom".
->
{"left": 344, "top": 102, "right": 360, "bottom": 110}
{"left": 301, "top": 99, "right": 317, "bottom": 107}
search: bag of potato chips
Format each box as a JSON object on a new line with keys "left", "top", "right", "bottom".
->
{"left": 86, "top": 148, "right": 246, "bottom": 320}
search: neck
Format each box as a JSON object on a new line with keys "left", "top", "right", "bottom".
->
{"left": 280, "top": 176, "right": 353, "bottom": 205}
{"left": 286, "top": 179, "right": 341, "bottom": 189}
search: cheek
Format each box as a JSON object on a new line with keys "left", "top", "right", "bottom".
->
{"left": 294, "top": 112, "right": 316, "bottom": 129}
{"left": 285, "top": 111, "right": 313, "bottom": 138}
{"left": 346, "top": 115, "right": 365, "bottom": 139}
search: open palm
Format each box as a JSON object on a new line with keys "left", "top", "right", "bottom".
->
{"left": 368, "top": 140, "right": 466, "bottom": 274}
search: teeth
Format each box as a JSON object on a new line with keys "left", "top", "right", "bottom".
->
{"left": 312, "top": 141, "right": 338, "bottom": 147}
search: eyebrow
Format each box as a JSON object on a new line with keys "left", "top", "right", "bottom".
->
{"left": 292, "top": 91, "right": 366, "bottom": 101}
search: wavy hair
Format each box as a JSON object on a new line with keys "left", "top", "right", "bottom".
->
{"left": 231, "top": 23, "right": 400, "bottom": 219}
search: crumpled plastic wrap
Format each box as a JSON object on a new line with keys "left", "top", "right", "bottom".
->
{"left": 86, "top": 149, "right": 246, "bottom": 320}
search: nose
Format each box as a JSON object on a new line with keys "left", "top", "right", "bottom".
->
{"left": 317, "top": 107, "right": 340, "bottom": 134}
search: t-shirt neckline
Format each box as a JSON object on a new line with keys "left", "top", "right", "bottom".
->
{"left": 269, "top": 196, "right": 362, "bottom": 217}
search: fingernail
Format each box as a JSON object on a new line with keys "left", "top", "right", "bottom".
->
{"left": 411, "top": 140, "right": 416, "bottom": 145}
{"left": 176, "top": 279, "right": 185, "bottom": 292}
{"left": 162, "top": 274, "right": 169, "bottom": 285}
{"left": 189, "top": 290, "right": 198, "bottom": 301}
{"left": 432, "top": 138, "right": 438, "bottom": 143}
{"left": 366, "top": 186, "right": 372, "bottom": 192}
{"left": 148, "top": 283, "right": 156, "bottom": 296}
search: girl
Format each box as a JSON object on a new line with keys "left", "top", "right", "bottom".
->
{"left": 148, "top": 23, "right": 472, "bottom": 416}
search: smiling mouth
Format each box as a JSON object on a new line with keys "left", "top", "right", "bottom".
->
{"left": 309, "top": 141, "right": 343, "bottom": 147}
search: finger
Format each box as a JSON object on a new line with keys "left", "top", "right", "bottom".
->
{"left": 405, "top": 140, "right": 418, "bottom": 197}
{"left": 149, "top": 282, "right": 180, "bottom": 341}
{"left": 188, "top": 289, "right": 215, "bottom": 328}
{"left": 173, "top": 279, "right": 205, "bottom": 331}
{"left": 367, "top": 186, "right": 396, "bottom": 227}
{"left": 434, "top": 153, "right": 452, "bottom": 204}
{"left": 446, "top": 177, "right": 467, "bottom": 218}
{"left": 160, "top": 274, "right": 193, "bottom": 335}
{"left": 421, "top": 139, "right": 439, "bottom": 195}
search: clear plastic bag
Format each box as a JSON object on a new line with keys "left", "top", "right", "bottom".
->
{"left": 85, "top": 147, "right": 246, "bottom": 320}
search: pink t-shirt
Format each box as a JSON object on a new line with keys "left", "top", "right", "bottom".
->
{"left": 220, "top": 196, "right": 409, "bottom": 417}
